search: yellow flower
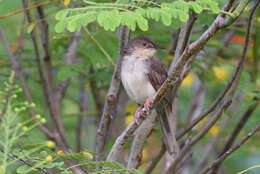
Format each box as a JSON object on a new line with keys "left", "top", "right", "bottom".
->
{"left": 125, "top": 115, "right": 134, "bottom": 126}
{"left": 45, "top": 155, "right": 53, "bottom": 162}
{"left": 64, "top": 0, "right": 71, "bottom": 6}
{"left": 257, "top": 17, "right": 260, "bottom": 23}
{"left": 209, "top": 125, "right": 220, "bottom": 137}
{"left": 46, "top": 141, "right": 55, "bottom": 148}
{"left": 57, "top": 150, "right": 64, "bottom": 156}
{"left": 22, "top": 126, "right": 28, "bottom": 132}
{"left": 181, "top": 73, "right": 194, "bottom": 87}
{"left": 82, "top": 152, "right": 93, "bottom": 159}
{"left": 125, "top": 103, "right": 137, "bottom": 126}
{"left": 197, "top": 117, "right": 208, "bottom": 130}
{"left": 244, "top": 6, "right": 250, "bottom": 12}
{"left": 212, "top": 66, "right": 229, "bottom": 81}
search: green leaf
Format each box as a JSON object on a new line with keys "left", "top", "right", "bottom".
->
{"left": 178, "top": 10, "right": 189, "bottom": 22}
{"left": 55, "top": 20, "right": 66, "bottom": 33}
{"left": 16, "top": 166, "right": 29, "bottom": 174}
{"left": 61, "top": 171, "right": 73, "bottom": 174}
{"left": 189, "top": 1, "right": 203, "bottom": 14}
{"left": 43, "top": 162, "right": 64, "bottom": 169}
{"left": 56, "top": 10, "right": 69, "bottom": 20}
{"left": 136, "top": 15, "right": 148, "bottom": 31}
{"left": 161, "top": 11, "right": 171, "bottom": 26}
{"left": 121, "top": 12, "right": 136, "bottom": 31}
{"left": 97, "top": 10, "right": 121, "bottom": 31}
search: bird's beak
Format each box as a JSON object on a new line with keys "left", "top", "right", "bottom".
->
{"left": 154, "top": 44, "right": 165, "bottom": 49}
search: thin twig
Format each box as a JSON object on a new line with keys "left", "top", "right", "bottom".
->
{"left": 0, "top": 0, "right": 58, "bottom": 19}
{"left": 199, "top": 123, "right": 260, "bottom": 174}
{"left": 83, "top": 27, "right": 115, "bottom": 66}
{"left": 0, "top": 25, "right": 54, "bottom": 139}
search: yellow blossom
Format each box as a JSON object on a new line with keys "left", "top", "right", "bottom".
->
{"left": 212, "top": 66, "right": 229, "bottom": 81}
{"left": 125, "top": 104, "right": 137, "bottom": 126}
{"left": 82, "top": 152, "right": 93, "bottom": 159}
{"left": 64, "top": 0, "right": 71, "bottom": 6}
{"left": 57, "top": 150, "right": 64, "bottom": 156}
{"left": 257, "top": 17, "right": 260, "bottom": 23}
{"left": 209, "top": 125, "right": 220, "bottom": 137}
{"left": 244, "top": 6, "right": 250, "bottom": 12}
{"left": 46, "top": 141, "right": 55, "bottom": 148}
{"left": 45, "top": 155, "right": 53, "bottom": 162}
{"left": 181, "top": 72, "right": 194, "bottom": 87}
{"left": 197, "top": 117, "right": 208, "bottom": 130}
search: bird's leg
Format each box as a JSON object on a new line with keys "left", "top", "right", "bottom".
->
{"left": 140, "top": 97, "right": 153, "bottom": 117}
{"left": 134, "top": 98, "right": 153, "bottom": 125}
{"left": 134, "top": 106, "right": 143, "bottom": 124}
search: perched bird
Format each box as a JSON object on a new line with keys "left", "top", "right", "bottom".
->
{"left": 121, "top": 36, "right": 178, "bottom": 154}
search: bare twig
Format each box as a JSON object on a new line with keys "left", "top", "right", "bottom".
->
{"left": 95, "top": 26, "right": 130, "bottom": 161}
{"left": 83, "top": 27, "right": 115, "bottom": 66}
{"left": 211, "top": 102, "right": 259, "bottom": 174}
{"left": 0, "top": 25, "right": 53, "bottom": 139}
{"left": 198, "top": 123, "right": 260, "bottom": 174}
{"left": 0, "top": 0, "right": 58, "bottom": 19}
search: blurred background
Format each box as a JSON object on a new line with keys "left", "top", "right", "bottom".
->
{"left": 0, "top": 0, "right": 259, "bottom": 174}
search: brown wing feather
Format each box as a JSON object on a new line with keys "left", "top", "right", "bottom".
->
{"left": 145, "top": 58, "right": 172, "bottom": 105}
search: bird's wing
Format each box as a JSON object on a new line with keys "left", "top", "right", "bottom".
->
{"left": 146, "top": 58, "right": 179, "bottom": 155}
{"left": 146, "top": 58, "right": 172, "bottom": 105}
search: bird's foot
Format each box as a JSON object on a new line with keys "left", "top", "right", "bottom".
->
{"left": 134, "top": 106, "right": 143, "bottom": 125}
{"left": 134, "top": 98, "right": 153, "bottom": 125}
{"left": 143, "top": 97, "right": 153, "bottom": 111}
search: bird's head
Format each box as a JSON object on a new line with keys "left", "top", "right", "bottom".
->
{"left": 124, "top": 36, "right": 165, "bottom": 58}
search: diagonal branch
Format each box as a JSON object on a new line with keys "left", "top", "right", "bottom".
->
{"left": 199, "top": 122, "right": 260, "bottom": 174}
{"left": 95, "top": 26, "right": 130, "bottom": 161}
{"left": 211, "top": 102, "right": 259, "bottom": 174}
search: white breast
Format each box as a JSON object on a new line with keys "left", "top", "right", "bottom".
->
{"left": 121, "top": 56, "right": 156, "bottom": 105}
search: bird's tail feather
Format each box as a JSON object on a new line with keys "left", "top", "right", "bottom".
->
{"left": 155, "top": 100, "right": 179, "bottom": 155}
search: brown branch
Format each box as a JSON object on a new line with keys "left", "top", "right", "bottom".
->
{"left": 144, "top": 143, "right": 166, "bottom": 174}
{"left": 198, "top": 123, "right": 260, "bottom": 174}
{"left": 211, "top": 102, "right": 259, "bottom": 174}
{"left": 0, "top": 0, "right": 58, "bottom": 19}
{"left": 95, "top": 26, "right": 130, "bottom": 161}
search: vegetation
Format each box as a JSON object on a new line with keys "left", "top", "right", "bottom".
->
{"left": 0, "top": 0, "right": 259, "bottom": 174}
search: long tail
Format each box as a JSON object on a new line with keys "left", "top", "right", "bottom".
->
{"left": 155, "top": 100, "right": 179, "bottom": 155}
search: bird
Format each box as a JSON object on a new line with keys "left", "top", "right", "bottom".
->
{"left": 121, "top": 36, "right": 179, "bottom": 155}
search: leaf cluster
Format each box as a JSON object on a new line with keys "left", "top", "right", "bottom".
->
{"left": 55, "top": 0, "right": 220, "bottom": 32}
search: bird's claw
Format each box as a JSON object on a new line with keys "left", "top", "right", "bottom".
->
{"left": 134, "top": 98, "right": 153, "bottom": 125}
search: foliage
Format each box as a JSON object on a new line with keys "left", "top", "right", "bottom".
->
{"left": 55, "top": 0, "right": 220, "bottom": 32}
{"left": 0, "top": 73, "right": 141, "bottom": 174}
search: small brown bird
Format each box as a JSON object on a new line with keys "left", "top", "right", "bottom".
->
{"left": 121, "top": 36, "right": 178, "bottom": 154}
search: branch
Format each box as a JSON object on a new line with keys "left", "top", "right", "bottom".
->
{"left": 83, "top": 27, "right": 115, "bottom": 66}
{"left": 198, "top": 123, "right": 260, "bottom": 174}
{"left": 211, "top": 102, "right": 259, "bottom": 174}
{"left": 127, "top": 111, "right": 157, "bottom": 168}
{"left": 95, "top": 26, "right": 130, "bottom": 161}
{"left": 169, "top": 11, "right": 197, "bottom": 72}
{"left": 0, "top": 0, "right": 58, "bottom": 19}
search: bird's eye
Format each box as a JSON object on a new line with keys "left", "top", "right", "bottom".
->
{"left": 143, "top": 42, "right": 147, "bottom": 47}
